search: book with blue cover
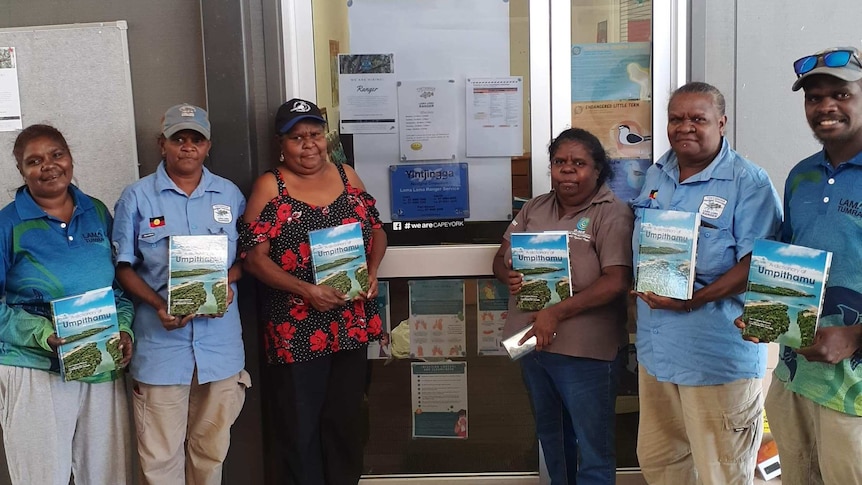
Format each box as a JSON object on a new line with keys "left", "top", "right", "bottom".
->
{"left": 635, "top": 208, "right": 700, "bottom": 300}
{"left": 510, "top": 232, "right": 572, "bottom": 311}
{"left": 308, "top": 222, "right": 369, "bottom": 300}
{"left": 742, "top": 239, "right": 832, "bottom": 348}
{"left": 51, "top": 287, "right": 121, "bottom": 381}
{"left": 168, "top": 235, "right": 229, "bottom": 316}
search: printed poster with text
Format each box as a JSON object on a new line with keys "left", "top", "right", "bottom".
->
{"left": 476, "top": 278, "right": 508, "bottom": 356}
{"left": 0, "top": 47, "right": 23, "bottom": 132}
{"left": 397, "top": 79, "right": 457, "bottom": 161}
{"left": 338, "top": 53, "right": 397, "bottom": 134}
{"left": 465, "top": 77, "right": 523, "bottom": 157}
{"left": 411, "top": 361, "right": 468, "bottom": 439}
{"left": 409, "top": 279, "right": 465, "bottom": 358}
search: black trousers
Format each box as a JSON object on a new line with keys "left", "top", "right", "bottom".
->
{"left": 271, "top": 346, "right": 368, "bottom": 485}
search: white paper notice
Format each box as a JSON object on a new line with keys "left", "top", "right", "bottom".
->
{"left": 338, "top": 54, "right": 398, "bottom": 134}
{"left": 465, "top": 77, "right": 523, "bottom": 157}
{"left": 397, "top": 79, "right": 457, "bottom": 161}
{"left": 0, "top": 47, "right": 23, "bottom": 132}
{"left": 411, "top": 361, "right": 468, "bottom": 439}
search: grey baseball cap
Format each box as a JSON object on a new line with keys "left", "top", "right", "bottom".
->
{"left": 162, "top": 104, "right": 211, "bottom": 139}
{"left": 792, "top": 46, "right": 862, "bottom": 91}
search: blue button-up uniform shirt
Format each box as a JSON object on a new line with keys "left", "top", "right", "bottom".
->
{"left": 632, "top": 138, "right": 782, "bottom": 385}
{"left": 113, "top": 162, "right": 246, "bottom": 385}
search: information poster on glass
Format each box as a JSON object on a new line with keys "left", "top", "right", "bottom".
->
{"left": 571, "top": 42, "right": 651, "bottom": 102}
{"left": 465, "top": 77, "right": 523, "bottom": 157}
{"left": 0, "top": 47, "right": 23, "bottom": 132}
{"left": 367, "top": 281, "right": 392, "bottom": 360}
{"left": 389, "top": 162, "right": 469, "bottom": 221}
{"left": 338, "top": 53, "right": 398, "bottom": 134}
{"left": 397, "top": 79, "right": 457, "bottom": 161}
{"left": 571, "top": 100, "right": 652, "bottom": 160}
{"left": 408, "top": 279, "right": 466, "bottom": 358}
{"left": 411, "top": 361, "right": 468, "bottom": 439}
{"left": 476, "top": 278, "right": 508, "bottom": 356}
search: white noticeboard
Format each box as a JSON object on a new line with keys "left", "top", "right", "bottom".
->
{"left": 0, "top": 22, "right": 139, "bottom": 209}
{"left": 397, "top": 79, "right": 457, "bottom": 161}
{"left": 466, "top": 77, "right": 523, "bottom": 157}
{"left": 348, "top": 0, "right": 513, "bottom": 222}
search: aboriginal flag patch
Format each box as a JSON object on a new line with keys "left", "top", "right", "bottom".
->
{"left": 149, "top": 217, "right": 166, "bottom": 228}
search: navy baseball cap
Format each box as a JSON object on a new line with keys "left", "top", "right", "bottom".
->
{"left": 275, "top": 98, "right": 326, "bottom": 134}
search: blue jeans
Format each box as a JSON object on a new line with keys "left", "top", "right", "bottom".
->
{"left": 521, "top": 350, "right": 622, "bottom": 485}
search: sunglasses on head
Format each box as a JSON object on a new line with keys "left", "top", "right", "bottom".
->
{"left": 794, "top": 49, "right": 861, "bottom": 77}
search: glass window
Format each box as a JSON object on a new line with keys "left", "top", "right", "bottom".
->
{"left": 365, "top": 278, "right": 538, "bottom": 475}
{"left": 310, "top": 0, "right": 532, "bottom": 247}
{"left": 569, "top": 0, "right": 653, "bottom": 469}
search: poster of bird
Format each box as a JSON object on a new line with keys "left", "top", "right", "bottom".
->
{"left": 571, "top": 99, "right": 652, "bottom": 159}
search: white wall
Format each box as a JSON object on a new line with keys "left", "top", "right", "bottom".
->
{"left": 692, "top": 0, "right": 862, "bottom": 196}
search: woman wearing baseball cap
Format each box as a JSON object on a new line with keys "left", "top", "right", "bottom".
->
{"left": 112, "top": 104, "right": 250, "bottom": 485}
{"left": 241, "top": 98, "right": 387, "bottom": 484}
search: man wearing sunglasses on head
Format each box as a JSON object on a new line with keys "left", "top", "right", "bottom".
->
{"left": 766, "top": 46, "right": 862, "bottom": 484}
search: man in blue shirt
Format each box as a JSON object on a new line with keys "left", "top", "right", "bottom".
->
{"left": 631, "top": 82, "right": 782, "bottom": 485}
{"left": 113, "top": 104, "right": 250, "bottom": 485}
{"left": 759, "top": 46, "right": 862, "bottom": 484}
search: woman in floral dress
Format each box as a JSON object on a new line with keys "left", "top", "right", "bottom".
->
{"left": 240, "top": 98, "right": 387, "bottom": 485}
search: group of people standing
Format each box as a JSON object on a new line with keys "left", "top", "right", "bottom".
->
{"left": 495, "top": 45, "right": 862, "bottom": 485}
{"left": 1, "top": 44, "right": 860, "bottom": 485}
{"left": 0, "top": 98, "right": 385, "bottom": 484}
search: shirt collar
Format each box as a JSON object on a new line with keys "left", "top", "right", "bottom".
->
{"left": 15, "top": 184, "right": 94, "bottom": 221}
{"left": 657, "top": 137, "right": 735, "bottom": 183}
{"left": 555, "top": 182, "right": 616, "bottom": 218}
{"left": 818, "top": 148, "right": 862, "bottom": 170}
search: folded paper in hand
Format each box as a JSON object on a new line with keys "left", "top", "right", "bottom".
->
{"left": 502, "top": 324, "right": 536, "bottom": 360}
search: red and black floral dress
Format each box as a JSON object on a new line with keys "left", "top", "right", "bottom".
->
{"left": 239, "top": 165, "right": 383, "bottom": 364}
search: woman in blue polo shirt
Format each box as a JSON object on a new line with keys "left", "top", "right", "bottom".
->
{"left": 0, "top": 124, "right": 133, "bottom": 484}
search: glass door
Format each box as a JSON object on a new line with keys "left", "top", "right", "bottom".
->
{"left": 277, "top": 0, "right": 686, "bottom": 482}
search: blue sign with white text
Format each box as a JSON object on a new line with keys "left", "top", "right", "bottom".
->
{"left": 389, "top": 163, "right": 469, "bottom": 221}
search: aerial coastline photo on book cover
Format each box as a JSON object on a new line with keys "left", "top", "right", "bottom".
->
{"left": 51, "top": 286, "right": 121, "bottom": 381}
{"left": 510, "top": 232, "right": 572, "bottom": 311}
{"left": 635, "top": 208, "right": 700, "bottom": 300}
{"left": 308, "top": 221, "right": 369, "bottom": 300}
{"left": 742, "top": 239, "right": 832, "bottom": 348}
{"left": 168, "top": 235, "right": 229, "bottom": 316}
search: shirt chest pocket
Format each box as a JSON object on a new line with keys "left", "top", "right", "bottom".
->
{"left": 695, "top": 225, "right": 735, "bottom": 277}
{"left": 206, "top": 224, "right": 239, "bottom": 260}
{"left": 137, "top": 225, "right": 171, "bottom": 257}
